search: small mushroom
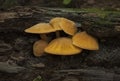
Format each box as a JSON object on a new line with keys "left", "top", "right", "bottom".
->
{"left": 45, "top": 37, "right": 82, "bottom": 55}
{"left": 25, "top": 23, "right": 55, "bottom": 41}
{"left": 60, "top": 18, "right": 77, "bottom": 36}
{"left": 33, "top": 40, "right": 48, "bottom": 57}
{"left": 50, "top": 17, "right": 62, "bottom": 31}
{"left": 72, "top": 31, "right": 99, "bottom": 50}
{"left": 50, "top": 17, "right": 62, "bottom": 37}
{"left": 50, "top": 17, "right": 77, "bottom": 37}
{"left": 24, "top": 23, "right": 55, "bottom": 57}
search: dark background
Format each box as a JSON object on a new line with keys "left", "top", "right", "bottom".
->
{"left": 0, "top": 0, "right": 120, "bottom": 9}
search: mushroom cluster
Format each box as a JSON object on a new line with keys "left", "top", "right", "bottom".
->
{"left": 24, "top": 17, "right": 99, "bottom": 56}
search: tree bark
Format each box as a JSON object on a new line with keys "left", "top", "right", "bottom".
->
{"left": 0, "top": 6, "right": 120, "bottom": 38}
{"left": 0, "top": 6, "right": 120, "bottom": 81}
{"left": 0, "top": 62, "right": 25, "bottom": 73}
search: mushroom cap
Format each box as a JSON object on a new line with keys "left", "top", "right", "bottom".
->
{"left": 49, "top": 17, "right": 62, "bottom": 31}
{"left": 45, "top": 37, "right": 82, "bottom": 55}
{"left": 59, "top": 18, "right": 77, "bottom": 36}
{"left": 33, "top": 40, "right": 48, "bottom": 57}
{"left": 24, "top": 23, "right": 55, "bottom": 34}
{"left": 72, "top": 31, "right": 99, "bottom": 50}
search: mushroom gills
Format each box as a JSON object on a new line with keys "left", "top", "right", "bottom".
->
{"left": 45, "top": 37, "right": 82, "bottom": 55}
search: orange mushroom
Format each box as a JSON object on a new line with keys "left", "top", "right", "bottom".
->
{"left": 50, "top": 17, "right": 62, "bottom": 31}
{"left": 25, "top": 23, "right": 55, "bottom": 41}
{"left": 24, "top": 23, "right": 55, "bottom": 57}
{"left": 60, "top": 18, "right": 77, "bottom": 36}
{"left": 72, "top": 31, "right": 99, "bottom": 50}
{"left": 50, "top": 17, "right": 77, "bottom": 37}
{"left": 45, "top": 37, "right": 82, "bottom": 55}
{"left": 50, "top": 17, "right": 62, "bottom": 37}
{"left": 33, "top": 40, "right": 48, "bottom": 57}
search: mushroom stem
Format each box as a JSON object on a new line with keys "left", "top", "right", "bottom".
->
{"left": 40, "top": 34, "right": 48, "bottom": 41}
{"left": 56, "top": 31, "right": 60, "bottom": 38}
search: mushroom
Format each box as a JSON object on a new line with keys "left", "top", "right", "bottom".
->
{"left": 45, "top": 37, "right": 82, "bottom": 55}
{"left": 49, "top": 17, "right": 62, "bottom": 37}
{"left": 49, "top": 17, "right": 62, "bottom": 31}
{"left": 50, "top": 17, "right": 77, "bottom": 37}
{"left": 59, "top": 18, "right": 77, "bottom": 36}
{"left": 24, "top": 23, "right": 55, "bottom": 56}
{"left": 33, "top": 40, "right": 48, "bottom": 56}
{"left": 25, "top": 23, "right": 55, "bottom": 41}
{"left": 72, "top": 31, "right": 99, "bottom": 50}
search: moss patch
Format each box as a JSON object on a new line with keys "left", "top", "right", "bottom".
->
{"left": 63, "top": 8, "right": 120, "bottom": 18}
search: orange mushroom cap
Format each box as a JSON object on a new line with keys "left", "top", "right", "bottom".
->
{"left": 72, "top": 31, "right": 99, "bottom": 50}
{"left": 24, "top": 23, "right": 55, "bottom": 34}
{"left": 45, "top": 37, "right": 82, "bottom": 55}
{"left": 49, "top": 17, "right": 62, "bottom": 31}
{"left": 33, "top": 40, "right": 48, "bottom": 57}
{"left": 59, "top": 18, "right": 77, "bottom": 36}
{"left": 50, "top": 17, "right": 77, "bottom": 36}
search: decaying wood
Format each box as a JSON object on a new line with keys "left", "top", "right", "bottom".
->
{"left": 0, "top": 6, "right": 120, "bottom": 81}
{"left": 55, "top": 68, "right": 120, "bottom": 81}
{"left": 0, "top": 6, "right": 120, "bottom": 38}
{"left": 0, "top": 62, "right": 25, "bottom": 73}
{"left": 0, "top": 41, "right": 13, "bottom": 56}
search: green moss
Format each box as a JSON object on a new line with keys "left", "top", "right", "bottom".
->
{"left": 93, "top": 19, "right": 114, "bottom": 26}
{"left": 63, "top": 8, "right": 120, "bottom": 18}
